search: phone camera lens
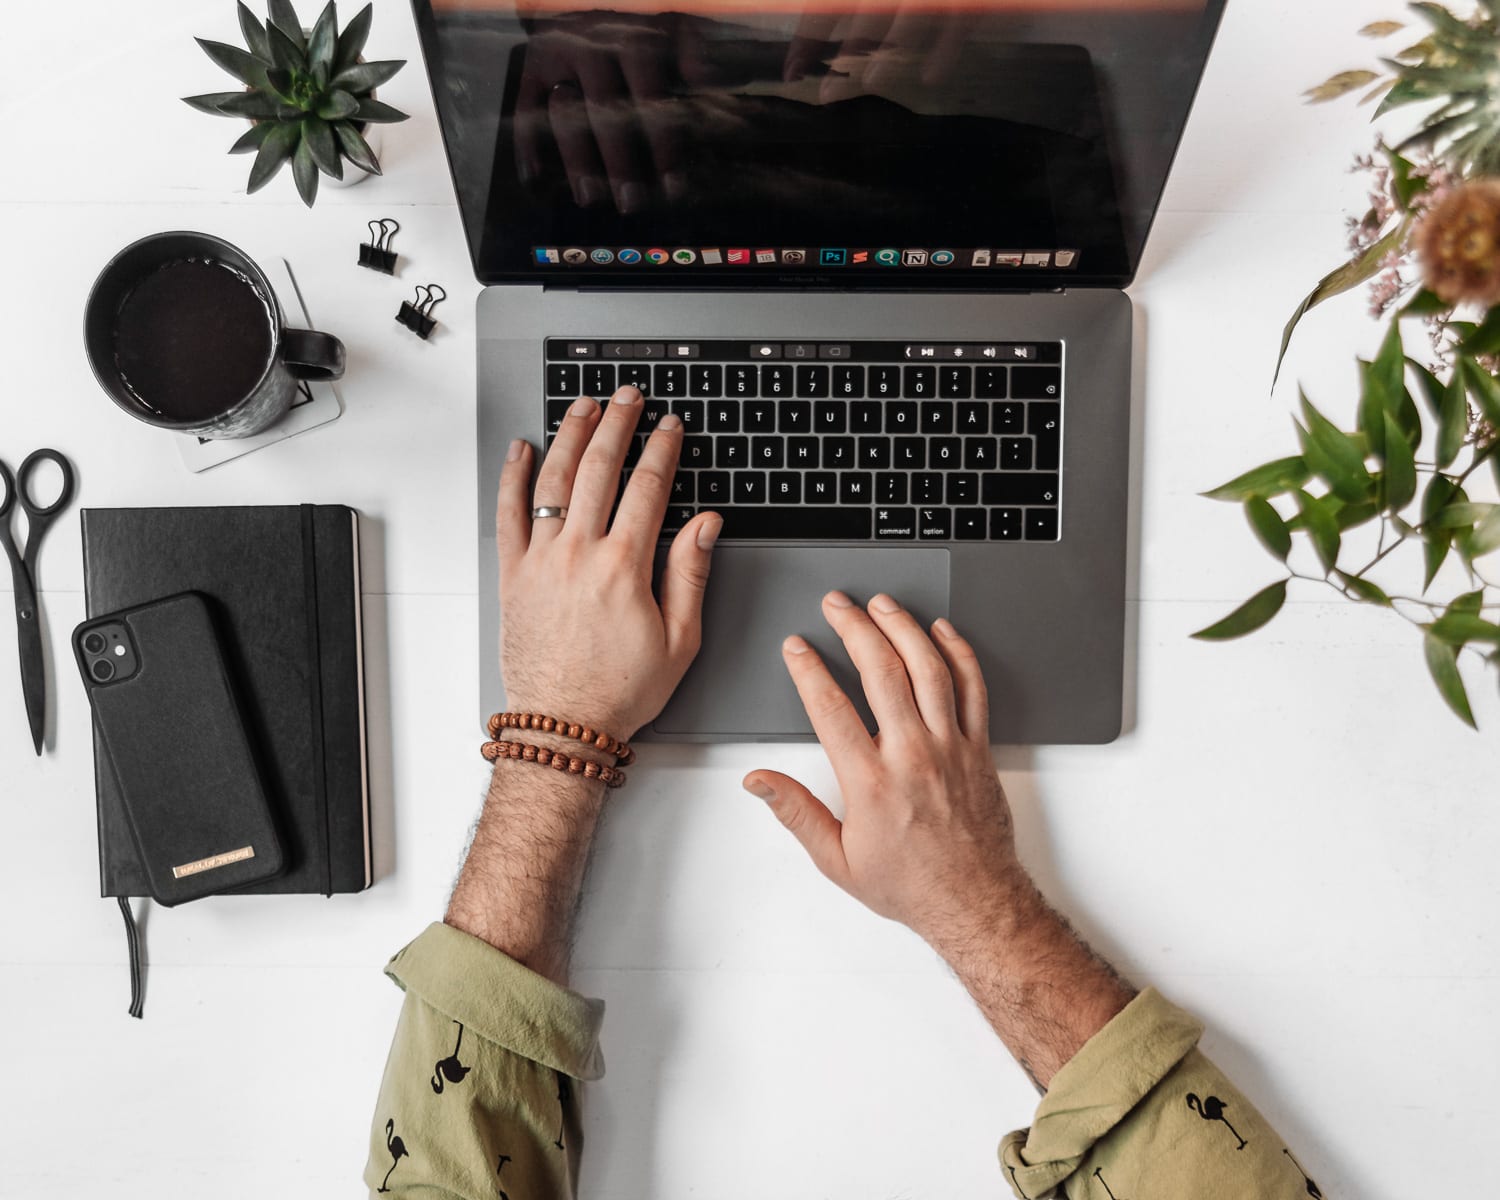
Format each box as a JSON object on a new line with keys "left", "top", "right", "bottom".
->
{"left": 83, "top": 632, "right": 107, "bottom": 655}
{"left": 91, "top": 659, "right": 116, "bottom": 683}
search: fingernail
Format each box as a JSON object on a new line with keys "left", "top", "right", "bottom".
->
{"left": 784, "top": 635, "right": 811, "bottom": 655}
{"left": 744, "top": 779, "right": 775, "bottom": 800}
{"left": 570, "top": 396, "right": 597, "bottom": 417}
{"left": 825, "top": 591, "right": 853, "bottom": 608}
{"left": 658, "top": 412, "right": 682, "bottom": 430}
{"left": 506, "top": 438, "right": 526, "bottom": 462}
{"left": 613, "top": 385, "right": 641, "bottom": 406}
{"left": 618, "top": 181, "right": 648, "bottom": 213}
{"left": 869, "top": 593, "right": 900, "bottom": 614}
{"left": 575, "top": 175, "right": 605, "bottom": 208}
{"left": 934, "top": 617, "right": 958, "bottom": 639}
{"left": 697, "top": 513, "right": 723, "bottom": 550}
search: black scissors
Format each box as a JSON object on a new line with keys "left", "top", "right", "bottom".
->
{"left": 1, "top": 449, "right": 76, "bottom": 754}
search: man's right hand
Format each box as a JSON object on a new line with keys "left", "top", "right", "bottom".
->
{"left": 743, "top": 590, "right": 1031, "bottom": 954}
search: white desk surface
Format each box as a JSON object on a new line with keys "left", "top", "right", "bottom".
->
{"left": 2, "top": 3, "right": 1496, "bottom": 1197}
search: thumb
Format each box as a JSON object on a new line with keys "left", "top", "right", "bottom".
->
{"left": 744, "top": 770, "right": 849, "bottom": 890}
{"left": 660, "top": 512, "right": 722, "bottom": 659}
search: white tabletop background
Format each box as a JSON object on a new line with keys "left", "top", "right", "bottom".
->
{"left": 2, "top": 2, "right": 1496, "bottom": 1196}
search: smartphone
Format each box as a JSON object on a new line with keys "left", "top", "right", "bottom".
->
{"left": 74, "top": 592, "right": 285, "bottom": 906}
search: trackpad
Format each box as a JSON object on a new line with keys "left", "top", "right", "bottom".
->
{"left": 653, "top": 546, "right": 952, "bottom": 738}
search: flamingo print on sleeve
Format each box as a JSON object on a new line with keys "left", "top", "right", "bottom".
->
{"left": 1185, "top": 1093, "right": 1247, "bottom": 1150}
{"left": 431, "top": 1021, "right": 472, "bottom": 1094}
{"left": 378, "top": 1118, "right": 409, "bottom": 1193}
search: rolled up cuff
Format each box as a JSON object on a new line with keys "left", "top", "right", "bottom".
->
{"left": 385, "top": 921, "right": 606, "bottom": 1081}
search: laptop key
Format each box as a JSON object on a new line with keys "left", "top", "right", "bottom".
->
{"left": 1012, "top": 366, "right": 1061, "bottom": 399}
{"left": 662, "top": 504, "right": 695, "bottom": 532}
{"left": 954, "top": 508, "right": 987, "bottom": 539}
{"left": 945, "top": 473, "right": 978, "bottom": 504}
{"left": 839, "top": 472, "right": 873, "bottom": 503}
{"left": 545, "top": 399, "right": 571, "bottom": 433}
{"left": 763, "top": 364, "right": 793, "bottom": 397}
{"left": 990, "top": 507, "right": 1023, "bottom": 540}
{"left": 770, "top": 472, "right": 802, "bottom": 503}
{"left": 583, "top": 363, "right": 615, "bottom": 396}
{"left": 752, "top": 437, "right": 784, "bottom": 468}
{"left": 744, "top": 401, "right": 776, "bottom": 432}
{"left": 913, "top": 472, "right": 943, "bottom": 504}
{"left": 1026, "top": 509, "right": 1060, "bottom": 540}
{"left": 918, "top": 507, "right": 952, "bottom": 539}
{"left": 681, "top": 436, "right": 712, "bottom": 468}
{"left": 851, "top": 401, "right": 883, "bottom": 432}
{"left": 875, "top": 507, "right": 917, "bottom": 539}
{"left": 716, "top": 507, "right": 872, "bottom": 540}
{"left": 795, "top": 365, "right": 829, "bottom": 398}
{"left": 833, "top": 365, "right": 864, "bottom": 398}
{"left": 964, "top": 437, "right": 997, "bottom": 470}
{"left": 822, "top": 437, "right": 855, "bottom": 469}
{"left": 733, "top": 471, "right": 768, "bottom": 503}
{"left": 976, "top": 366, "right": 1008, "bottom": 398}
{"left": 691, "top": 365, "right": 723, "bottom": 397}
{"left": 929, "top": 437, "right": 960, "bottom": 469}
{"left": 778, "top": 401, "right": 812, "bottom": 432}
{"left": 727, "top": 365, "right": 758, "bottom": 397}
{"left": 655, "top": 364, "right": 687, "bottom": 398}
{"left": 1030, "top": 402, "right": 1061, "bottom": 469}
{"left": 708, "top": 401, "right": 740, "bottom": 432}
{"left": 983, "top": 472, "right": 1059, "bottom": 505}
{"left": 547, "top": 363, "right": 581, "bottom": 397}
{"left": 939, "top": 366, "right": 972, "bottom": 399}
{"left": 957, "top": 402, "right": 988, "bottom": 432}
{"left": 805, "top": 472, "right": 837, "bottom": 502}
{"left": 894, "top": 437, "right": 925, "bottom": 469}
{"left": 698, "top": 471, "right": 731, "bottom": 504}
{"left": 716, "top": 436, "right": 749, "bottom": 469}
{"left": 868, "top": 365, "right": 900, "bottom": 397}
{"left": 1000, "top": 437, "right": 1034, "bottom": 470}
{"left": 994, "top": 402, "right": 1026, "bottom": 434}
{"left": 886, "top": 401, "right": 918, "bottom": 433}
{"left": 788, "top": 437, "right": 819, "bottom": 467}
{"left": 619, "top": 364, "right": 652, "bottom": 393}
{"left": 877, "top": 472, "right": 909, "bottom": 504}
{"left": 671, "top": 473, "right": 695, "bottom": 502}
{"left": 904, "top": 366, "right": 936, "bottom": 398}
{"left": 859, "top": 437, "right": 891, "bottom": 469}
{"left": 815, "top": 401, "right": 847, "bottom": 432}
{"left": 641, "top": 398, "right": 669, "bottom": 430}
{"left": 921, "top": 402, "right": 953, "bottom": 434}
{"left": 673, "top": 400, "right": 705, "bottom": 432}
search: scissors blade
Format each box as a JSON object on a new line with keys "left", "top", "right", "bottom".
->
{"left": 14, "top": 588, "right": 46, "bottom": 755}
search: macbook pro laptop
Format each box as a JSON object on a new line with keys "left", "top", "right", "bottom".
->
{"left": 411, "top": 0, "right": 1225, "bottom": 743}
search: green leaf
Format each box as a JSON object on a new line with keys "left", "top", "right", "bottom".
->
{"left": 1451, "top": 590, "right": 1485, "bottom": 616}
{"left": 334, "top": 2, "right": 373, "bottom": 74}
{"left": 1382, "top": 409, "right": 1417, "bottom": 512}
{"left": 1357, "top": 360, "right": 1387, "bottom": 462}
{"left": 1201, "top": 456, "right": 1310, "bottom": 502}
{"left": 1276, "top": 217, "right": 1410, "bottom": 385}
{"left": 353, "top": 96, "right": 408, "bottom": 123}
{"left": 1430, "top": 502, "right": 1496, "bottom": 530}
{"left": 1429, "top": 613, "right": 1500, "bottom": 644}
{"left": 264, "top": 67, "right": 297, "bottom": 102}
{"left": 307, "top": 1, "right": 338, "bottom": 71}
{"left": 1423, "top": 633, "right": 1477, "bottom": 728}
{"left": 229, "top": 122, "right": 275, "bottom": 154}
{"left": 1460, "top": 358, "right": 1500, "bottom": 425}
{"left": 1472, "top": 506, "right": 1500, "bottom": 558}
{"left": 1401, "top": 288, "right": 1450, "bottom": 318}
{"left": 302, "top": 116, "right": 342, "bottom": 178}
{"left": 1332, "top": 499, "right": 1381, "bottom": 531}
{"left": 237, "top": 1, "right": 271, "bottom": 61}
{"left": 332, "top": 59, "right": 405, "bottom": 93}
{"left": 214, "top": 91, "right": 285, "bottom": 119}
{"left": 333, "top": 119, "right": 381, "bottom": 173}
{"left": 268, "top": 0, "right": 306, "bottom": 49}
{"left": 292, "top": 136, "right": 319, "bottom": 206}
{"left": 1335, "top": 570, "right": 1392, "bottom": 605}
{"left": 247, "top": 121, "right": 301, "bottom": 192}
{"left": 317, "top": 89, "right": 358, "bottom": 120}
{"left": 182, "top": 91, "right": 247, "bottom": 115}
{"left": 195, "top": 37, "right": 269, "bottom": 87}
{"left": 1294, "top": 489, "right": 1342, "bottom": 574}
{"left": 1408, "top": 359, "right": 1446, "bottom": 419}
{"left": 1245, "top": 497, "right": 1292, "bottom": 561}
{"left": 1381, "top": 145, "right": 1429, "bottom": 208}
{"left": 1304, "top": 69, "right": 1380, "bottom": 102}
{"left": 1359, "top": 19, "right": 1405, "bottom": 36}
{"left": 1298, "top": 395, "right": 1374, "bottom": 503}
{"left": 1459, "top": 307, "right": 1500, "bottom": 357}
{"left": 1437, "top": 371, "right": 1468, "bottom": 469}
{"left": 1421, "top": 475, "right": 1461, "bottom": 591}
{"left": 1191, "top": 581, "right": 1288, "bottom": 641}
{"left": 267, "top": 20, "right": 307, "bottom": 72}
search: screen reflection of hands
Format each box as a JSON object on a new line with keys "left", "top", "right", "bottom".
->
{"left": 783, "top": 2, "right": 969, "bottom": 104}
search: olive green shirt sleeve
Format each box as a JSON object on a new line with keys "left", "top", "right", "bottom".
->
{"left": 998, "top": 988, "right": 1322, "bottom": 1200}
{"left": 364, "top": 922, "right": 605, "bottom": 1199}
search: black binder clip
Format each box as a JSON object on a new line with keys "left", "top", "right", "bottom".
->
{"left": 359, "top": 218, "right": 400, "bottom": 274}
{"left": 396, "top": 284, "right": 445, "bottom": 340}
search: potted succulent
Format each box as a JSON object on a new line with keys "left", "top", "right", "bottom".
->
{"left": 184, "top": 1, "right": 409, "bottom": 206}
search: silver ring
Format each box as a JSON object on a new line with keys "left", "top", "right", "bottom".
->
{"left": 531, "top": 506, "right": 569, "bottom": 520}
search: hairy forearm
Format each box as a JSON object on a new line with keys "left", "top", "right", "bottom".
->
{"left": 930, "top": 875, "right": 1136, "bottom": 1093}
{"left": 445, "top": 756, "right": 607, "bottom": 988}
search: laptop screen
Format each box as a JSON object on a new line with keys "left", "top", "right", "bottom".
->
{"left": 413, "top": 1, "right": 1224, "bottom": 289}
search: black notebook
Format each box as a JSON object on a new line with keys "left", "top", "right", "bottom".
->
{"left": 81, "top": 505, "right": 371, "bottom": 897}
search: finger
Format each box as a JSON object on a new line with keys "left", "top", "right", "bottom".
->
{"left": 864, "top": 594, "right": 958, "bottom": 735}
{"left": 931, "top": 617, "right": 991, "bottom": 743}
{"left": 744, "top": 770, "right": 850, "bottom": 890}
{"left": 658, "top": 511, "right": 722, "bottom": 661}
{"left": 513, "top": 73, "right": 553, "bottom": 186}
{"left": 496, "top": 439, "right": 534, "bottom": 579}
{"left": 784, "top": 12, "right": 839, "bottom": 81}
{"left": 573, "top": 53, "right": 652, "bottom": 213}
{"left": 611, "top": 414, "right": 684, "bottom": 554}
{"left": 820, "top": 591, "right": 921, "bottom": 734}
{"left": 567, "top": 385, "right": 644, "bottom": 537}
{"left": 619, "top": 41, "right": 685, "bottom": 197}
{"left": 549, "top": 82, "right": 610, "bottom": 208}
{"left": 530, "top": 395, "right": 601, "bottom": 544}
{"left": 781, "top": 633, "right": 878, "bottom": 765}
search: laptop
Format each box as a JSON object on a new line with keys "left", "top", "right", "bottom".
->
{"left": 411, "top": 0, "right": 1225, "bottom": 744}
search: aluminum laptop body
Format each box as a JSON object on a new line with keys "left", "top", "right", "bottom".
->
{"left": 412, "top": 1, "right": 1226, "bottom": 744}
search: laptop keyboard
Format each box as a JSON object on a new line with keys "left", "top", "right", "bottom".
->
{"left": 543, "top": 339, "right": 1062, "bottom": 541}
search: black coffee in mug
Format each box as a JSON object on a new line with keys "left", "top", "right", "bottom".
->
{"left": 85, "top": 232, "right": 345, "bottom": 439}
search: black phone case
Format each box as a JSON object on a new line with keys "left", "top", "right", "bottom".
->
{"left": 74, "top": 592, "right": 285, "bottom": 906}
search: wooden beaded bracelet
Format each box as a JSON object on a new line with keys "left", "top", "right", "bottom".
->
{"left": 487, "top": 711, "right": 635, "bottom": 766}
{"left": 480, "top": 738, "right": 628, "bottom": 789}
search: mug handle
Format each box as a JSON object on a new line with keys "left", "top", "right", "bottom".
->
{"left": 282, "top": 329, "right": 346, "bottom": 382}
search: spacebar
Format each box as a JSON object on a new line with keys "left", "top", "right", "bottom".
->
{"left": 715, "top": 507, "right": 872, "bottom": 540}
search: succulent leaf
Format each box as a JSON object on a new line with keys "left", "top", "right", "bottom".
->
{"left": 182, "top": 91, "right": 249, "bottom": 115}
{"left": 237, "top": 1, "right": 272, "bottom": 61}
{"left": 332, "top": 59, "right": 405, "bottom": 94}
{"left": 292, "top": 136, "right": 320, "bottom": 206}
{"left": 248, "top": 122, "right": 301, "bottom": 192}
{"left": 267, "top": 0, "right": 306, "bottom": 50}
{"left": 308, "top": 1, "right": 339, "bottom": 71}
{"left": 303, "top": 116, "right": 343, "bottom": 178}
{"left": 229, "top": 123, "right": 276, "bottom": 154}
{"left": 354, "top": 97, "right": 409, "bottom": 123}
{"left": 317, "top": 90, "right": 359, "bottom": 120}
{"left": 334, "top": 3, "right": 373, "bottom": 74}
{"left": 264, "top": 67, "right": 297, "bottom": 102}
{"left": 333, "top": 120, "right": 382, "bottom": 173}
{"left": 196, "top": 37, "right": 270, "bottom": 88}
{"left": 267, "top": 19, "right": 307, "bottom": 72}
{"left": 216, "top": 91, "right": 286, "bottom": 119}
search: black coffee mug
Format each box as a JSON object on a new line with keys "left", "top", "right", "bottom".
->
{"left": 84, "top": 232, "right": 345, "bottom": 439}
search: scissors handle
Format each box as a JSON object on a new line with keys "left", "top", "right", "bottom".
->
{"left": 13, "top": 449, "right": 76, "bottom": 571}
